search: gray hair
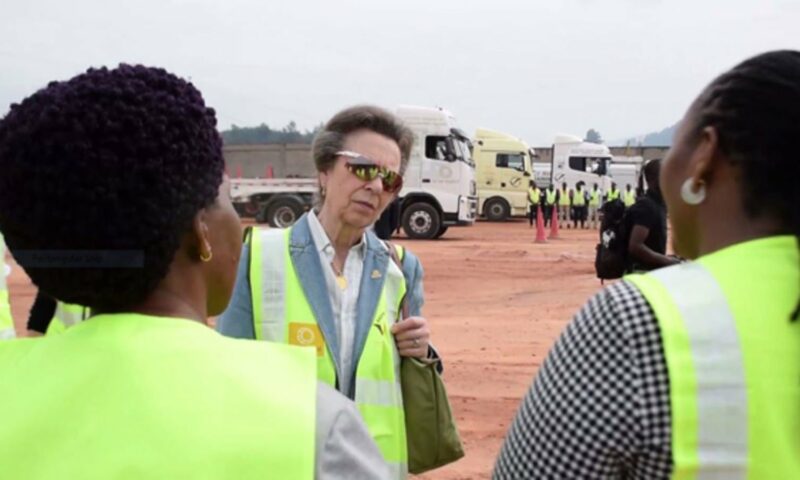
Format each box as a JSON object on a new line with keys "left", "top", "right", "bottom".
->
{"left": 312, "top": 105, "right": 414, "bottom": 202}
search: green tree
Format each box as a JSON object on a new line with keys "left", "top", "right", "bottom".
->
{"left": 220, "top": 121, "right": 320, "bottom": 145}
{"left": 585, "top": 129, "right": 603, "bottom": 144}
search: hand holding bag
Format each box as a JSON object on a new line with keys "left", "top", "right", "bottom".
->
{"left": 386, "top": 242, "right": 465, "bottom": 474}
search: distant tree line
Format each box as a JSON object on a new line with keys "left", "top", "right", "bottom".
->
{"left": 220, "top": 121, "right": 322, "bottom": 145}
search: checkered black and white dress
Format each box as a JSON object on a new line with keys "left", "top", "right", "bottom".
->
{"left": 493, "top": 281, "right": 673, "bottom": 479}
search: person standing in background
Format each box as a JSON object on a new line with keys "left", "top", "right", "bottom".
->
{"left": 588, "top": 183, "right": 602, "bottom": 229}
{"left": 528, "top": 180, "right": 542, "bottom": 228}
{"left": 558, "top": 182, "right": 571, "bottom": 228}
{"left": 543, "top": 184, "right": 558, "bottom": 227}
{"left": 624, "top": 183, "right": 637, "bottom": 207}
{"left": 374, "top": 197, "right": 401, "bottom": 240}
{"left": 572, "top": 181, "right": 588, "bottom": 229}
{"left": 606, "top": 182, "right": 621, "bottom": 202}
{"left": 624, "top": 159, "right": 679, "bottom": 272}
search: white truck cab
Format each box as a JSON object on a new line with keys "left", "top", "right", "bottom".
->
{"left": 540, "top": 135, "right": 613, "bottom": 193}
{"left": 395, "top": 106, "right": 477, "bottom": 239}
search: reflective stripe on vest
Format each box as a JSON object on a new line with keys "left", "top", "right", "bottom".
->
{"left": 545, "top": 189, "right": 557, "bottom": 205}
{"left": 573, "top": 188, "right": 586, "bottom": 206}
{"left": 589, "top": 189, "right": 601, "bottom": 206}
{"left": 558, "top": 188, "right": 570, "bottom": 206}
{"left": 626, "top": 236, "right": 800, "bottom": 479}
{"left": 249, "top": 227, "right": 409, "bottom": 476}
{"left": 624, "top": 190, "right": 636, "bottom": 207}
{"left": 47, "top": 302, "right": 89, "bottom": 335}
{"left": 0, "top": 235, "right": 13, "bottom": 340}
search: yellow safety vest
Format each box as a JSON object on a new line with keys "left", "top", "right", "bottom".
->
{"left": 0, "top": 313, "right": 317, "bottom": 478}
{"left": 572, "top": 188, "right": 586, "bottom": 206}
{"left": 624, "top": 190, "right": 636, "bottom": 207}
{"left": 249, "top": 227, "right": 408, "bottom": 478}
{"left": 0, "top": 233, "right": 14, "bottom": 340}
{"left": 589, "top": 189, "right": 601, "bottom": 207}
{"left": 627, "top": 236, "right": 800, "bottom": 479}
{"left": 545, "top": 189, "right": 557, "bottom": 206}
{"left": 607, "top": 188, "right": 621, "bottom": 201}
{"left": 528, "top": 187, "right": 541, "bottom": 205}
{"left": 558, "top": 188, "right": 570, "bottom": 206}
{"left": 46, "top": 302, "right": 90, "bottom": 335}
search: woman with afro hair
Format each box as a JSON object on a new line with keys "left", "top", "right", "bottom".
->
{"left": 0, "top": 65, "right": 389, "bottom": 479}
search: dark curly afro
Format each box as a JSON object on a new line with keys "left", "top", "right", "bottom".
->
{"left": 0, "top": 64, "right": 224, "bottom": 311}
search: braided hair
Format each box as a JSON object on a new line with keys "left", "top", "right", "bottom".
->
{"left": 687, "top": 50, "right": 800, "bottom": 320}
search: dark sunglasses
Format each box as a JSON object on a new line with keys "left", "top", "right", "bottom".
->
{"left": 336, "top": 151, "right": 404, "bottom": 193}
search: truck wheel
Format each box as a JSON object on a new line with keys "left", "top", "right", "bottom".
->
{"left": 265, "top": 198, "right": 303, "bottom": 228}
{"left": 243, "top": 202, "right": 260, "bottom": 217}
{"left": 433, "top": 225, "right": 449, "bottom": 239}
{"left": 484, "top": 198, "right": 510, "bottom": 221}
{"left": 402, "top": 202, "right": 441, "bottom": 240}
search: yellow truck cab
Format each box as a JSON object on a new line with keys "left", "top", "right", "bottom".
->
{"left": 473, "top": 128, "right": 534, "bottom": 221}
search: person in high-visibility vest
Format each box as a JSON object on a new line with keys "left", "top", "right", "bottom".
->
{"left": 571, "top": 181, "right": 588, "bottom": 229}
{"left": 0, "top": 65, "right": 388, "bottom": 479}
{"left": 558, "top": 182, "right": 571, "bottom": 229}
{"left": 0, "top": 232, "right": 14, "bottom": 340}
{"left": 606, "top": 182, "right": 621, "bottom": 202}
{"left": 623, "top": 183, "right": 636, "bottom": 207}
{"left": 219, "top": 105, "right": 448, "bottom": 479}
{"left": 528, "top": 180, "right": 542, "bottom": 228}
{"left": 25, "top": 291, "right": 89, "bottom": 336}
{"left": 543, "top": 184, "right": 558, "bottom": 227}
{"left": 46, "top": 302, "right": 89, "bottom": 334}
{"left": 587, "top": 183, "right": 602, "bottom": 229}
{"left": 495, "top": 50, "right": 800, "bottom": 479}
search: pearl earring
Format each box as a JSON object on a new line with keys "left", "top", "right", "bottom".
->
{"left": 680, "top": 178, "right": 706, "bottom": 205}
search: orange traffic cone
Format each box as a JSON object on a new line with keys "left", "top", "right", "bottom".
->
{"left": 549, "top": 205, "right": 560, "bottom": 239}
{"left": 535, "top": 205, "right": 547, "bottom": 243}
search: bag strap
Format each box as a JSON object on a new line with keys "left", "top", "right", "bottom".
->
{"left": 385, "top": 240, "right": 410, "bottom": 320}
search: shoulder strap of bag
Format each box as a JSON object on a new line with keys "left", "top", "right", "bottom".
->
{"left": 384, "top": 240, "right": 410, "bottom": 320}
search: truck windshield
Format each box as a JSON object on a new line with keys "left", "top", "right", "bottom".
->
{"left": 454, "top": 138, "right": 474, "bottom": 167}
{"left": 568, "top": 156, "right": 610, "bottom": 175}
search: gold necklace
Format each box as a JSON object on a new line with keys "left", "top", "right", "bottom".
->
{"left": 331, "top": 262, "right": 348, "bottom": 290}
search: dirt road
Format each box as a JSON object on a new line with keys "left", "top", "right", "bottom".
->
{"left": 6, "top": 219, "right": 607, "bottom": 479}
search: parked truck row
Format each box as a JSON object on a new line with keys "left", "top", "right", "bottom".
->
{"left": 227, "top": 105, "right": 646, "bottom": 236}
{"left": 473, "top": 131, "right": 644, "bottom": 221}
{"left": 229, "top": 105, "right": 478, "bottom": 240}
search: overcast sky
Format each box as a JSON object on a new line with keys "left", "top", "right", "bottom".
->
{"left": 1, "top": 0, "right": 798, "bottom": 145}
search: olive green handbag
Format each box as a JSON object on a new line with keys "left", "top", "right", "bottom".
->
{"left": 387, "top": 243, "right": 465, "bottom": 474}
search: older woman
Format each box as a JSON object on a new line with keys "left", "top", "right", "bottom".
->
{"left": 219, "top": 105, "right": 433, "bottom": 478}
{"left": 495, "top": 50, "right": 800, "bottom": 479}
{"left": 0, "top": 65, "right": 387, "bottom": 479}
